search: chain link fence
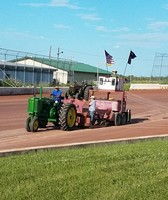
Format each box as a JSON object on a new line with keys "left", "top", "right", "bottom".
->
{"left": 0, "top": 48, "right": 75, "bottom": 86}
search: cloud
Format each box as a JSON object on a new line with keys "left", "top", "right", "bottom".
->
{"left": 117, "top": 32, "right": 168, "bottom": 46}
{"left": 50, "top": 0, "right": 80, "bottom": 9}
{"left": 54, "top": 24, "right": 71, "bottom": 29}
{"left": 148, "top": 21, "right": 168, "bottom": 30}
{"left": 18, "top": 3, "right": 47, "bottom": 7}
{"left": 96, "top": 26, "right": 110, "bottom": 32}
{"left": 0, "top": 29, "right": 47, "bottom": 40}
{"left": 96, "top": 26, "right": 130, "bottom": 32}
{"left": 19, "top": 0, "right": 81, "bottom": 9}
{"left": 78, "top": 13, "right": 102, "bottom": 21}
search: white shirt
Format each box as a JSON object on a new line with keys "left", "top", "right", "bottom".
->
{"left": 89, "top": 99, "right": 96, "bottom": 112}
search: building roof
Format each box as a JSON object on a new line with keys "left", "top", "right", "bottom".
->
{"left": 0, "top": 60, "right": 56, "bottom": 70}
{"left": 11, "top": 57, "right": 111, "bottom": 75}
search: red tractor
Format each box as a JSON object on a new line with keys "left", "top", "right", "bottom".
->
{"left": 59, "top": 76, "right": 131, "bottom": 130}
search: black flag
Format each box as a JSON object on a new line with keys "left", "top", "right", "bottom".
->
{"left": 127, "top": 50, "right": 136, "bottom": 64}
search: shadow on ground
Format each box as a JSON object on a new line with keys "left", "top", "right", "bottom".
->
{"left": 131, "top": 118, "right": 149, "bottom": 124}
{"left": 29, "top": 117, "right": 149, "bottom": 134}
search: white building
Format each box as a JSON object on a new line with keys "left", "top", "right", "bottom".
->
{"left": 0, "top": 56, "right": 111, "bottom": 85}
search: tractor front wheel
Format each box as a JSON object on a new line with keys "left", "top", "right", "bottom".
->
{"left": 25, "top": 117, "right": 31, "bottom": 132}
{"left": 30, "top": 116, "right": 39, "bottom": 132}
{"left": 59, "top": 104, "right": 77, "bottom": 131}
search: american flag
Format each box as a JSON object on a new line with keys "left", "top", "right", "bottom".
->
{"left": 104, "top": 50, "right": 115, "bottom": 66}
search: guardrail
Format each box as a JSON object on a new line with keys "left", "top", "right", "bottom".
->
{"left": 0, "top": 84, "right": 168, "bottom": 95}
{"left": 0, "top": 87, "right": 69, "bottom": 95}
{"left": 130, "top": 84, "right": 168, "bottom": 90}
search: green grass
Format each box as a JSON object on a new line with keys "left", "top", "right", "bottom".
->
{"left": 124, "top": 83, "right": 130, "bottom": 91}
{"left": 0, "top": 140, "right": 168, "bottom": 200}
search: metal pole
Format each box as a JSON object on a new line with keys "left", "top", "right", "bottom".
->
{"left": 150, "top": 52, "right": 157, "bottom": 82}
{"left": 159, "top": 55, "right": 164, "bottom": 83}
{"left": 56, "top": 48, "right": 63, "bottom": 84}
{"left": 97, "top": 63, "right": 99, "bottom": 83}
{"left": 48, "top": 46, "right": 52, "bottom": 84}
{"left": 123, "top": 63, "right": 128, "bottom": 76}
{"left": 3, "top": 50, "right": 8, "bottom": 80}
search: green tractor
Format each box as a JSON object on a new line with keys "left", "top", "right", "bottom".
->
{"left": 25, "top": 87, "right": 59, "bottom": 132}
{"left": 65, "top": 81, "right": 93, "bottom": 100}
{"left": 25, "top": 87, "right": 77, "bottom": 132}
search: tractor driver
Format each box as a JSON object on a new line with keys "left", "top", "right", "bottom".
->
{"left": 52, "top": 86, "right": 62, "bottom": 104}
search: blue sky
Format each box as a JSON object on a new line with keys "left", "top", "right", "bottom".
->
{"left": 1, "top": 0, "right": 168, "bottom": 76}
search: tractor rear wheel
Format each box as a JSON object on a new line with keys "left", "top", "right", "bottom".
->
{"left": 121, "top": 113, "right": 127, "bottom": 125}
{"left": 59, "top": 103, "right": 77, "bottom": 131}
{"left": 114, "top": 113, "right": 121, "bottom": 126}
{"left": 25, "top": 117, "right": 31, "bottom": 132}
{"left": 30, "top": 116, "right": 39, "bottom": 132}
{"left": 84, "top": 86, "right": 93, "bottom": 100}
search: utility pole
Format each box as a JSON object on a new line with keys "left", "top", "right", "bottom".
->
{"left": 49, "top": 45, "right": 52, "bottom": 59}
{"left": 57, "top": 47, "right": 63, "bottom": 61}
{"left": 56, "top": 48, "right": 63, "bottom": 85}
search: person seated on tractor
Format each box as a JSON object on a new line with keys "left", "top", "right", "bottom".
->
{"left": 52, "top": 86, "right": 62, "bottom": 104}
{"left": 89, "top": 96, "right": 96, "bottom": 127}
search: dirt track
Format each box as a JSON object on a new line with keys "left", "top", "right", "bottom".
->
{"left": 0, "top": 90, "right": 168, "bottom": 152}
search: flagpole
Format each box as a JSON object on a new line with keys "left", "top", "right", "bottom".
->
{"left": 124, "top": 50, "right": 136, "bottom": 76}
{"left": 124, "top": 50, "right": 131, "bottom": 76}
{"left": 123, "top": 62, "right": 128, "bottom": 76}
{"left": 97, "top": 62, "right": 99, "bottom": 83}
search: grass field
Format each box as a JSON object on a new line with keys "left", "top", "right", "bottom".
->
{"left": 0, "top": 140, "right": 168, "bottom": 200}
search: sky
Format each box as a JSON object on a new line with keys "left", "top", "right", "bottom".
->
{"left": 1, "top": 0, "right": 168, "bottom": 77}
